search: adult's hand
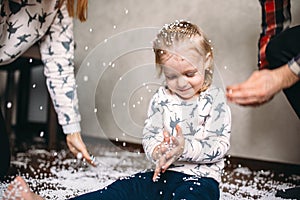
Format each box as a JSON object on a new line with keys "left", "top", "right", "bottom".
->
{"left": 66, "top": 132, "right": 96, "bottom": 166}
{"left": 226, "top": 65, "right": 299, "bottom": 106}
{"left": 152, "top": 125, "right": 185, "bottom": 181}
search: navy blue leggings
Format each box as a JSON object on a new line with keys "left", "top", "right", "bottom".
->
{"left": 70, "top": 171, "right": 220, "bottom": 200}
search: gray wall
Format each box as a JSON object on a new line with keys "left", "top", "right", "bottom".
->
{"left": 74, "top": 0, "right": 300, "bottom": 164}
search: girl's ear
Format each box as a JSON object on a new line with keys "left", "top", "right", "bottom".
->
{"left": 204, "top": 52, "right": 212, "bottom": 70}
{"left": 200, "top": 53, "right": 213, "bottom": 92}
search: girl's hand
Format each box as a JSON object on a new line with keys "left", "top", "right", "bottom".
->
{"left": 162, "top": 125, "right": 185, "bottom": 170}
{"left": 152, "top": 125, "right": 185, "bottom": 181}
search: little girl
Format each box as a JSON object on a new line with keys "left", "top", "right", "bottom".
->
{"left": 141, "top": 20, "right": 231, "bottom": 199}
{"left": 3, "top": 20, "right": 231, "bottom": 200}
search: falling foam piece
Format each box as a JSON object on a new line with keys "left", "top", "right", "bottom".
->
{"left": 76, "top": 153, "right": 83, "bottom": 160}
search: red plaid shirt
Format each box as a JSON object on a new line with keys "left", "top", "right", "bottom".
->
{"left": 258, "top": 0, "right": 291, "bottom": 69}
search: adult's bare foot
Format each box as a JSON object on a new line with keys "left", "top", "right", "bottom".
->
{"left": 2, "top": 176, "right": 43, "bottom": 200}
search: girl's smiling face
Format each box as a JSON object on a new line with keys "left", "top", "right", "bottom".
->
{"left": 162, "top": 53, "right": 205, "bottom": 100}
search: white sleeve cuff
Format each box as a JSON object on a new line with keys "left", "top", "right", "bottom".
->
{"left": 62, "top": 123, "right": 81, "bottom": 134}
{"left": 288, "top": 58, "right": 300, "bottom": 77}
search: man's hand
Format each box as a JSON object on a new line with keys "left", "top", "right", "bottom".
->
{"left": 226, "top": 64, "right": 299, "bottom": 106}
{"left": 66, "top": 132, "right": 96, "bottom": 166}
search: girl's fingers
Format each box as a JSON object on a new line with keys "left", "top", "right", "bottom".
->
{"left": 163, "top": 130, "right": 171, "bottom": 143}
{"left": 153, "top": 155, "right": 166, "bottom": 181}
{"left": 175, "top": 125, "right": 182, "bottom": 136}
{"left": 152, "top": 165, "right": 161, "bottom": 181}
{"left": 162, "top": 156, "right": 176, "bottom": 173}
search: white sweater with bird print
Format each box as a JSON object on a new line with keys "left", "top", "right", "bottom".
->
{"left": 143, "top": 86, "right": 231, "bottom": 183}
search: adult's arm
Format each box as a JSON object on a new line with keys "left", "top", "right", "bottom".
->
{"left": 39, "top": 1, "right": 94, "bottom": 165}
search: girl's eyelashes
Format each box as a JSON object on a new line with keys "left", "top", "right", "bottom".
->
{"left": 165, "top": 75, "right": 177, "bottom": 80}
{"left": 165, "top": 72, "right": 197, "bottom": 80}
{"left": 184, "top": 71, "right": 198, "bottom": 77}
{"left": 165, "top": 71, "right": 198, "bottom": 80}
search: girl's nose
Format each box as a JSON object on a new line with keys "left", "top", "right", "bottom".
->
{"left": 177, "top": 76, "right": 188, "bottom": 88}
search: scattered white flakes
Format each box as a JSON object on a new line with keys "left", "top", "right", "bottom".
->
{"left": 10, "top": 161, "right": 27, "bottom": 169}
{"left": 233, "top": 167, "right": 252, "bottom": 175}
{"left": 0, "top": 146, "right": 297, "bottom": 200}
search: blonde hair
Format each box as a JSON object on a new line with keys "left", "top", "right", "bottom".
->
{"left": 153, "top": 20, "right": 214, "bottom": 92}
{"left": 58, "top": 0, "right": 88, "bottom": 22}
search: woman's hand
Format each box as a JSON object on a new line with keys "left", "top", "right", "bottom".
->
{"left": 66, "top": 132, "right": 96, "bottom": 166}
{"left": 152, "top": 125, "right": 185, "bottom": 181}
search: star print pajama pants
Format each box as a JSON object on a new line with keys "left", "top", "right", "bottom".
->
{"left": 70, "top": 171, "right": 220, "bottom": 200}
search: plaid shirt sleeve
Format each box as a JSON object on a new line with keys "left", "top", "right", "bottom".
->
{"left": 258, "top": 0, "right": 291, "bottom": 69}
